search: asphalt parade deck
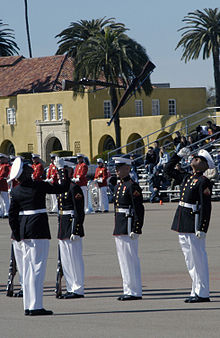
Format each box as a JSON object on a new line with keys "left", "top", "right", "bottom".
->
{"left": 1, "top": 202, "right": 220, "bottom": 338}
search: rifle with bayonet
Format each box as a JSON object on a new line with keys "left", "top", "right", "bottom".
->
{"left": 55, "top": 245, "right": 63, "bottom": 298}
{"left": 6, "top": 244, "right": 17, "bottom": 297}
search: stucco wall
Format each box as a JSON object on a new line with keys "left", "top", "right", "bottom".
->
{"left": 0, "top": 86, "right": 208, "bottom": 161}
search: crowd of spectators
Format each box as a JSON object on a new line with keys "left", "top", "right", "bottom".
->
{"left": 142, "top": 120, "right": 220, "bottom": 202}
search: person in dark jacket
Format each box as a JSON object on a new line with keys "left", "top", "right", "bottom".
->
{"left": 164, "top": 148, "right": 214, "bottom": 303}
{"left": 8, "top": 157, "right": 69, "bottom": 316}
{"left": 112, "top": 157, "right": 144, "bottom": 301}
{"left": 149, "top": 170, "right": 168, "bottom": 202}
{"left": 57, "top": 180, "right": 85, "bottom": 299}
{"left": 144, "top": 147, "right": 157, "bottom": 174}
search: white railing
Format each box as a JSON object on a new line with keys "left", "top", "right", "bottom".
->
{"left": 107, "top": 106, "right": 220, "bottom": 164}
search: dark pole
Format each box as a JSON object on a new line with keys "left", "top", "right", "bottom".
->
{"left": 24, "top": 0, "right": 32, "bottom": 58}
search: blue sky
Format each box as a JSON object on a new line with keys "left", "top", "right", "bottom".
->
{"left": 2, "top": 0, "right": 220, "bottom": 89}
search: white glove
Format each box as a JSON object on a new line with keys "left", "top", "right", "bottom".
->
{"left": 196, "top": 231, "right": 206, "bottom": 239}
{"left": 54, "top": 156, "right": 65, "bottom": 169}
{"left": 44, "top": 178, "right": 53, "bottom": 183}
{"left": 70, "top": 234, "right": 80, "bottom": 241}
{"left": 97, "top": 178, "right": 103, "bottom": 183}
{"left": 75, "top": 178, "right": 80, "bottom": 182}
{"left": 129, "top": 232, "right": 139, "bottom": 240}
{"left": 177, "top": 147, "right": 191, "bottom": 159}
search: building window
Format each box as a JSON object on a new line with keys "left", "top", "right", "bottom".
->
{"left": 28, "top": 144, "right": 33, "bottom": 152}
{"left": 6, "top": 108, "right": 16, "bottom": 125}
{"left": 74, "top": 141, "right": 81, "bottom": 154}
{"left": 135, "top": 100, "right": 143, "bottom": 116}
{"left": 168, "top": 99, "right": 176, "bottom": 115}
{"left": 152, "top": 99, "right": 160, "bottom": 115}
{"left": 104, "top": 100, "right": 112, "bottom": 118}
{"left": 57, "top": 104, "right": 63, "bottom": 120}
{"left": 50, "top": 104, "right": 56, "bottom": 120}
{"left": 42, "top": 105, "right": 49, "bottom": 121}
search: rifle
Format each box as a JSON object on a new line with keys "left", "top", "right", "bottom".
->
{"left": 194, "top": 201, "right": 200, "bottom": 233}
{"left": 126, "top": 206, "right": 133, "bottom": 236}
{"left": 107, "top": 60, "right": 156, "bottom": 126}
{"left": 55, "top": 245, "right": 63, "bottom": 298}
{"left": 6, "top": 244, "right": 17, "bottom": 297}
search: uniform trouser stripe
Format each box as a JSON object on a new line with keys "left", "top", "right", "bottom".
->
{"left": 179, "top": 233, "right": 209, "bottom": 298}
{"left": 115, "top": 236, "right": 142, "bottom": 297}
{"left": 22, "top": 239, "right": 49, "bottom": 310}
{"left": 59, "top": 239, "right": 84, "bottom": 294}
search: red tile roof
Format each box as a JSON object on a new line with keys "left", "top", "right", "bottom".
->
{"left": 0, "top": 55, "right": 74, "bottom": 96}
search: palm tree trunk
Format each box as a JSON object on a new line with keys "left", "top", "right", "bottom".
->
{"left": 212, "top": 48, "right": 220, "bottom": 108}
{"left": 24, "top": 0, "right": 32, "bottom": 58}
{"left": 110, "top": 87, "right": 121, "bottom": 152}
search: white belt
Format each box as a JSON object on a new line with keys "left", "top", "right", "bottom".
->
{"left": 59, "top": 210, "right": 74, "bottom": 215}
{"left": 19, "top": 208, "right": 47, "bottom": 216}
{"left": 115, "top": 208, "right": 130, "bottom": 213}
{"left": 179, "top": 202, "right": 197, "bottom": 211}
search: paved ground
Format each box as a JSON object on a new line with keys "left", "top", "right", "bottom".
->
{"left": 1, "top": 201, "right": 220, "bottom": 338}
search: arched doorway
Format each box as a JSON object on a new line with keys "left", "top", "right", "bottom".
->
{"left": 126, "top": 133, "right": 144, "bottom": 155}
{"left": 0, "top": 140, "right": 15, "bottom": 156}
{"left": 98, "top": 135, "right": 116, "bottom": 154}
{"left": 45, "top": 137, "right": 62, "bottom": 164}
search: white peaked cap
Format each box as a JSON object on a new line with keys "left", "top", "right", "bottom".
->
{"left": 7, "top": 157, "right": 23, "bottom": 183}
{"left": 76, "top": 153, "right": 84, "bottom": 158}
{"left": 197, "top": 149, "right": 215, "bottom": 169}
{"left": 112, "top": 157, "right": 132, "bottom": 166}
{"left": 0, "top": 153, "right": 8, "bottom": 158}
{"left": 97, "top": 158, "right": 103, "bottom": 163}
{"left": 32, "top": 153, "right": 40, "bottom": 158}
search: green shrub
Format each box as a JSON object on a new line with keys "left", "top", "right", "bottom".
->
{"left": 50, "top": 150, "right": 73, "bottom": 157}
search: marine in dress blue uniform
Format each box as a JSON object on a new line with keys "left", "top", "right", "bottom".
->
{"left": 164, "top": 148, "right": 214, "bottom": 303}
{"left": 8, "top": 157, "right": 69, "bottom": 315}
{"left": 57, "top": 181, "right": 85, "bottom": 299}
{"left": 113, "top": 157, "right": 144, "bottom": 301}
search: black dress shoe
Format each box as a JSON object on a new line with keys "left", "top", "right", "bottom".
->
{"left": 14, "top": 289, "right": 23, "bottom": 298}
{"left": 103, "top": 210, "right": 109, "bottom": 213}
{"left": 63, "top": 292, "right": 84, "bottom": 299}
{"left": 184, "top": 296, "right": 194, "bottom": 303}
{"left": 24, "top": 309, "right": 30, "bottom": 316}
{"left": 117, "top": 295, "right": 142, "bottom": 301}
{"left": 29, "top": 308, "right": 53, "bottom": 316}
{"left": 187, "top": 294, "right": 210, "bottom": 303}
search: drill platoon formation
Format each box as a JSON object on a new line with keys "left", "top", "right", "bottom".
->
{"left": 2, "top": 146, "right": 215, "bottom": 316}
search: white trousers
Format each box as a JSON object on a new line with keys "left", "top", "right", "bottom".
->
{"left": 98, "top": 186, "right": 109, "bottom": 211}
{"left": 1, "top": 191, "right": 10, "bottom": 216}
{"left": 115, "top": 236, "right": 142, "bottom": 297}
{"left": 12, "top": 240, "right": 23, "bottom": 289}
{"left": 59, "top": 239, "right": 84, "bottom": 295}
{"left": 22, "top": 239, "right": 49, "bottom": 310}
{"left": 81, "top": 186, "right": 88, "bottom": 212}
{"left": 51, "top": 194, "right": 58, "bottom": 212}
{"left": 179, "top": 233, "right": 209, "bottom": 298}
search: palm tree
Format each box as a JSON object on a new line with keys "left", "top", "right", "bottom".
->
{"left": 74, "top": 27, "right": 152, "bottom": 149}
{"left": 176, "top": 8, "right": 220, "bottom": 107}
{"left": 56, "top": 18, "right": 152, "bottom": 150}
{"left": 24, "top": 0, "right": 32, "bottom": 58}
{"left": 55, "top": 17, "right": 124, "bottom": 57}
{"left": 0, "top": 20, "right": 19, "bottom": 56}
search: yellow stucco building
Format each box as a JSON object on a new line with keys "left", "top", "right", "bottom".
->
{"left": 0, "top": 55, "right": 208, "bottom": 164}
